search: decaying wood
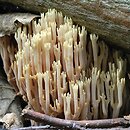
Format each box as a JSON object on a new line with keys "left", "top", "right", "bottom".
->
{"left": 0, "top": 0, "right": 130, "bottom": 52}
{"left": 22, "top": 109, "right": 130, "bottom": 129}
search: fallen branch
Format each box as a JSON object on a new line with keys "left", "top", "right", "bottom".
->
{"left": 22, "top": 109, "right": 86, "bottom": 130}
{"left": 14, "top": 125, "right": 55, "bottom": 130}
{"left": 22, "top": 109, "right": 130, "bottom": 129}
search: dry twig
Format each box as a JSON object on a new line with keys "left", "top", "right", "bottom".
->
{"left": 22, "top": 109, "right": 130, "bottom": 129}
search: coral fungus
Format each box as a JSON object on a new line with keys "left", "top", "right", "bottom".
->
{"left": 0, "top": 9, "right": 126, "bottom": 120}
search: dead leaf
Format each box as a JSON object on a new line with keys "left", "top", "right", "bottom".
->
{"left": 1, "top": 113, "right": 21, "bottom": 129}
{"left": 124, "top": 115, "right": 130, "bottom": 121}
{"left": 0, "top": 13, "right": 39, "bottom": 37}
{"left": 0, "top": 74, "right": 23, "bottom": 129}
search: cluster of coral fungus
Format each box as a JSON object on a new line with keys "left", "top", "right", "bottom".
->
{"left": 0, "top": 9, "right": 126, "bottom": 120}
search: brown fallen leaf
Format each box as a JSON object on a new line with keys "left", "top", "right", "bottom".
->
{"left": 1, "top": 113, "right": 21, "bottom": 129}
{"left": 124, "top": 115, "right": 130, "bottom": 121}
{"left": 0, "top": 13, "right": 39, "bottom": 36}
{"left": 0, "top": 65, "right": 23, "bottom": 129}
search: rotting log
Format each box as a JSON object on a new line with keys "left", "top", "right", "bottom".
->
{"left": 0, "top": 0, "right": 130, "bottom": 52}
